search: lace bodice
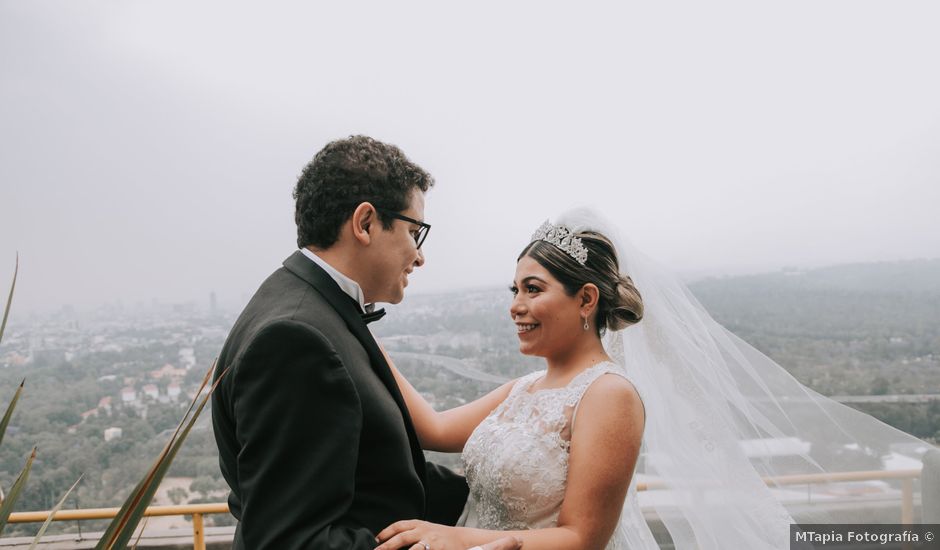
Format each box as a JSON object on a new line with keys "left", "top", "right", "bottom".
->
{"left": 461, "top": 362, "right": 656, "bottom": 549}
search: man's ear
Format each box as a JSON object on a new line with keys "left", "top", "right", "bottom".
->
{"left": 350, "top": 202, "right": 377, "bottom": 246}
{"left": 580, "top": 283, "right": 600, "bottom": 318}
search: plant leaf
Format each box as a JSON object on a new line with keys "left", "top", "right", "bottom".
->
{"left": 0, "top": 447, "right": 37, "bottom": 536}
{"left": 28, "top": 474, "right": 83, "bottom": 550}
{"left": 0, "top": 253, "right": 18, "bottom": 345}
{"left": 95, "top": 361, "right": 217, "bottom": 547}
{"left": 95, "top": 360, "right": 219, "bottom": 548}
{"left": 96, "top": 361, "right": 227, "bottom": 550}
{"left": 0, "top": 379, "right": 24, "bottom": 450}
{"left": 130, "top": 514, "right": 150, "bottom": 550}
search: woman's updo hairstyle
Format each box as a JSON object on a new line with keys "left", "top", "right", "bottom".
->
{"left": 518, "top": 229, "right": 643, "bottom": 334}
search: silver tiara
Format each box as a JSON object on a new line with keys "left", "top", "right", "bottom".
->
{"left": 530, "top": 220, "right": 588, "bottom": 265}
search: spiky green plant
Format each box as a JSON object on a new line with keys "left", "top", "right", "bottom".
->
{"left": 0, "top": 259, "right": 23, "bottom": 504}
{"left": 0, "top": 253, "right": 16, "bottom": 345}
{"left": 0, "top": 256, "right": 226, "bottom": 546}
{"left": 27, "top": 474, "right": 83, "bottom": 549}
{"left": 0, "top": 380, "right": 23, "bottom": 456}
{"left": 0, "top": 256, "right": 82, "bottom": 545}
{"left": 94, "top": 361, "right": 225, "bottom": 550}
{"left": 0, "top": 447, "right": 35, "bottom": 536}
{"left": 0, "top": 379, "right": 25, "bottom": 506}
{"left": 0, "top": 256, "right": 35, "bottom": 536}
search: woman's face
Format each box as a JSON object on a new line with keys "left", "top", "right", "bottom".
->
{"left": 510, "top": 255, "right": 585, "bottom": 358}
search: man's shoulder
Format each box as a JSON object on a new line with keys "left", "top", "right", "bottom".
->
{"left": 220, "top": 264, "right": 348, "bottom": 354}
{"left": 248, "top": 264, "right": 335, "bottom": 317}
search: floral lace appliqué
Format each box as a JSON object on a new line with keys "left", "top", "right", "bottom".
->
{"left": 461, "top": 363, "right": 644, "bottom": 549}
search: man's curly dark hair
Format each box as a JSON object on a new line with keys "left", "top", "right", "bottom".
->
{"left": 293, "top": 135, "right": 434, "bottom": 249}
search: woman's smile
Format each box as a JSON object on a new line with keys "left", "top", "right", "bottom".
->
{"left": 516, "top": 322, "right": 540, "bottom": 334}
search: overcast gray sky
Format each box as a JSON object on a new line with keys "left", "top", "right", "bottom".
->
{"left": 2, "top": 1, "right": 938, "bottom": 314}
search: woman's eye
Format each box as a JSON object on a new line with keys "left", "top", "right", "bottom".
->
{"left": 509, "top": 286, "right": 519, "bottom": 295}
{"left": 527, "top": 285, "right": 540, "bottom": 293}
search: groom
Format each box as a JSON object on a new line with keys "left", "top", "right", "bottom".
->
{"left": 212, "top": 136, "right": 520, "bottom": 550}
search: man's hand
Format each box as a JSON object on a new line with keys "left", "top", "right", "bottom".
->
{"left": 374, "top": 519, "right": 523, "bottom": 550}
{"left": 473, "top": 536, "right": 523, "bottom": 550}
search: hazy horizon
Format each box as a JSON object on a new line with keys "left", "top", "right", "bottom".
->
{"left": 3, "top": 1, "right": 939, "bottom": 314}
{"left": 7, "top": 256, "right": 938, "bottom": 318}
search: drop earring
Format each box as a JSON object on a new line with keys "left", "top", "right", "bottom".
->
{"left": 582, "top": 316, "right": 589, "bottom": 331}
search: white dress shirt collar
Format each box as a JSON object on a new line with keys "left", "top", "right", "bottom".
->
{"left": 299, "top": 248, "right": 369, "bottom": 313}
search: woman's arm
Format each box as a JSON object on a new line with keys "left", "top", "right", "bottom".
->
{"left": 375, "top": 373, "right": 646, "bottom": 550}
{"left": 379, "top": 344, "right": 515, "bottom": 452}
{"left": 548, "top": 373, "right": 646, "bottom": 547}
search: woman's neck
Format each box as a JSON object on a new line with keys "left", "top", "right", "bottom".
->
{"left": 540, "top": 336, "right": 611, "bottom": 389}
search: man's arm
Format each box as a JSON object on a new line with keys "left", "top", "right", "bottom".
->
{"left": 233, "top": 320, "right": 375, "bottom": 549}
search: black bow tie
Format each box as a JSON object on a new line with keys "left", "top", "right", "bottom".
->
{"left": 361, "top": 308, "right": 386, "bottom": 325}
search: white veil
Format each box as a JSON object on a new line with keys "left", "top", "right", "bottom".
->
{"left": 555, "top": 208, "right": 932, "bottom": 549}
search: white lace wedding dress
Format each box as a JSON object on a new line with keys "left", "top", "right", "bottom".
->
{"left": 461, "top": 362, "right": 659, "bottom": 550}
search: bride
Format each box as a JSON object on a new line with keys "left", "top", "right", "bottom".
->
{"left": 375, "top": 210, "right": 933, "bottom": 550}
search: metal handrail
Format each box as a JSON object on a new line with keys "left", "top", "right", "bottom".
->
{"left": 6, "top": 503, "right": 228, "bottom": 550}
{"left": 7, "top": 503, "right": 229, "bottom": 523}
{"left": 5, "top": 469, "right": 923, "bottom": 549}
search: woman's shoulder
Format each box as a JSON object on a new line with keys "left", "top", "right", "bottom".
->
{"left": 572, "top": 362, "right": 641, "bottom": 398}
{"left": 588, "top": 371, "right": 643, "bottom": 405}
{"left": 578, "top": 368, "right": 646, "bottom": 427}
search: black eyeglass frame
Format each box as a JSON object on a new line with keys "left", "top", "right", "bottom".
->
{"left": 375, "top": 208, "right": 431, "bottom": 249}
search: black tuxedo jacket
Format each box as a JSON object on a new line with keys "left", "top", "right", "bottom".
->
{"left": 212, "top": 251, "right": 468, "bottom": 549}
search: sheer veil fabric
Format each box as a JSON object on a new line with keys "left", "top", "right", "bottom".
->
{"left": 553, "top": 208, "right": 933, "bottom": 549}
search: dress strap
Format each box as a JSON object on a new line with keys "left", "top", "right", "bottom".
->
{"left": 502, "top": 370, "right": 545, "bottom": 402}
{"left": 569, "top": 363, "right": 643, "bottom": 433}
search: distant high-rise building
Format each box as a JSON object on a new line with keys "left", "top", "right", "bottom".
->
{"left": 210, "top": 291, "right": 218, "bottom": 314}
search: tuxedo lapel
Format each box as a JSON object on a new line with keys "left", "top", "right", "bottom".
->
{"left": 282, "top": 251, "right": 428, "bottom": 489}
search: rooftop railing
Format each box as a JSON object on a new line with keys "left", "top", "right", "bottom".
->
{"left": 4, "top": 468, "right": 923, "bottom": 550}
{"left": 6, "top": 503, "right": 227, "bottom": 550}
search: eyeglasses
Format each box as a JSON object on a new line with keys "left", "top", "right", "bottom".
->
{"left": 375, "top": 208, "right": 431, "bottom": 249}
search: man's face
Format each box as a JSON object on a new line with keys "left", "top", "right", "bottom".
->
{"left": 361, "top": 189, "right": 426, "bottom": 304}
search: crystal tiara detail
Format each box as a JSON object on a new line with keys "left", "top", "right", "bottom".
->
{"left": 529, "top": 220, "right": 589, "bottom": 265}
